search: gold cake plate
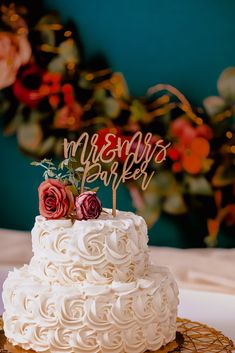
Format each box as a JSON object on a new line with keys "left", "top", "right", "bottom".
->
{"left": 0, "top": 317, "right": 234, "bottom": 353}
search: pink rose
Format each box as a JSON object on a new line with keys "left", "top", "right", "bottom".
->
{"left": 75, "top": 191, "right": 102, "bottom": 220}
{"left": 54, "top": 102, "right": 83, "bottom": 131}
{"left": 38, "top": 179, "right": 74, "bottom": 219}
{"left": 0, "top": 32, "right": 31, "bottom": 89}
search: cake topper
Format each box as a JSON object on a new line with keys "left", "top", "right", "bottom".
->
{"left": 64, "top": 131, "right": 170, "bottom": 216}
{"left": 33, "top": 131, "right": 170, "bottom": 219}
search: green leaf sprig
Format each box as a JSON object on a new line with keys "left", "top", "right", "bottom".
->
{"left": 31, "top": 157, "right": 84, "bottom": 189}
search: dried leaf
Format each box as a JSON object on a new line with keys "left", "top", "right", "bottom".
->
{"left": 207, "top": 218, "right": 220, "bottom": 236}
{"left": 212, "top": 165, "right": 235, "bottom": 187}
{"left": 75, "top": 167, "right": 84, "bottom": 172}
{"left": 214, "top": 190, "right": 222, "bottom": 208}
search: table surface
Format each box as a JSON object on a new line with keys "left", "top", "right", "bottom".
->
{"left": 179, "top": 288, "right": 235, "bottom": 343}
{"left": 0, "top": 228, "right": 235, "bottom": 344}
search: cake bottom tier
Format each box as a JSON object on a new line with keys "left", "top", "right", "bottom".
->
{"left": 2, "top": 265, "right": 178, "bottom": 353}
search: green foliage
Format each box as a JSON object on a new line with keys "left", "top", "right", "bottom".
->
{"left": 0, "top": 4, "right": 234, "bottom": 246}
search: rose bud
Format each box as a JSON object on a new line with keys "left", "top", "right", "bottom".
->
{"left": 75, "top": 191, "right": 102, "bottom": 220}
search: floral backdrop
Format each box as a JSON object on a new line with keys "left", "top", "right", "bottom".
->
{"left": 0, "top": 2, "right": 234, "bottom": 246}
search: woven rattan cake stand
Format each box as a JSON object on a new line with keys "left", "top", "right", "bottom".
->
{"left": 0, "top": 317, "right": 234, "bottom": 353}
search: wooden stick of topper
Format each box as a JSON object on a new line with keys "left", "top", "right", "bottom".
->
{"left": 64, "top": 131, "right": 171, "bottom": 217}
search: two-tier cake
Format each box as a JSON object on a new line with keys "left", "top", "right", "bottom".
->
{"left": 2, "top": 208, "right": 178, "bottom": 353}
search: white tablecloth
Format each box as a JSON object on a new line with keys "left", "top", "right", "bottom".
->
{"left": 0, "top": 228, "right": 235, "bottom": 343}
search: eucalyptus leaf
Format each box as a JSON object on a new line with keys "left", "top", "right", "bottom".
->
{"left": 94, "top": 88, "right": 106, "bottom": 102}
{"left": 54, "top": 138, "right": 64, "bottom": 156}
{"left": 48, "top": 56, "right": 66, "bottom": 74}
{"left": 130, "top": 100, "right": 148, "bottom": 123}
{"left": 203, "top": 96, "right": 226, "bottom": 116}
{"left": 41, "top": 30, "right": 55, "bottom": 47}
{"left": 204, "top": 235, "right": 217, "bottom": 247}
{"left": 37, "top": 14, "right": 61, "bottom": 27}
{"left": 89, "top": 187, "right": 100, "bottom": 193}
{"left": 138, "top": 206, "right": 161, "bottom": 228}
{"left": 151, "top": 171, "right": 177, "bottom": 197}
{"left": 185, "top": 176, "right": 213, "bottom": 196}
{"left": 59, "top": 39, "right": 80, "bottom": 62}
{"left": 217, "top": 67, "right": 235, "bottom": 102}
{"left": 59, "top": 159, "right": 69, "bottom": 169}
{"left": 75, "top": 167, "right": 84, "bottom": 172}
{"left": 105, "top": 97, "right": 120, "bottom": 118}
{"left": 17, "top": 123, "right": 43, "bottom": 152}
{"left": 38, "top": 137, "right": 56, "bottom": 156}
{"left": 36, "top": 14, "right": 59, "bottom": 46}
{"left": 47, "top": 170, "right": 55, "bottom": 177}
{"left": 41, "top": 159, "right": 54, "bottom": 166}
{"left": 48, "top": 39, "right": 80, "bottom": 73}
{"left": 163, "top": 193, "right": 187, "bottom": 215}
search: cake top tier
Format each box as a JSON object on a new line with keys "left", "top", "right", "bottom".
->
{"left": 34, "top": 208, "right": 145, "bottom": 228}
{"left": 31, "top": 209, "right": 150, "bottom": 284}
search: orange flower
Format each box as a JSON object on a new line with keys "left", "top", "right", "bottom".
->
{"left": 182, "top": 137, "right": 210, "bottom": 175}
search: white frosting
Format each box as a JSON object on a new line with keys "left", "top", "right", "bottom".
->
{"left": 30, "top": 209, "right": 149, "bottom": 284}
{"left": 2, "top": 209, "right": 179, "bottom": 353}
{"left": 3, "top": 266, "right": 178, "bottom": 353}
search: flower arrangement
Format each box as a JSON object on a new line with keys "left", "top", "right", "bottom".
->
{"left": 33, "top": 158, "right": 102, "bottom": 221}
{"left": 0, "top": 3, "right": 234, "bottom": 245}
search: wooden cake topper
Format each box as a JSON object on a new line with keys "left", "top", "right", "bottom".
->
{"left": 64, "top": 131, "right": 171, "bottom": 217}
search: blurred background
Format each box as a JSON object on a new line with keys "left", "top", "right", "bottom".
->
{"left": 0, "top": 0, "right": 235, "bottom": 247}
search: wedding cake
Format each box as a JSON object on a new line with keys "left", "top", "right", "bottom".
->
{"left": 2, "top": 208, "right": 178, "bottom": 353}
{"left": 2, "top": 147, "right": 179, "bottom": 352}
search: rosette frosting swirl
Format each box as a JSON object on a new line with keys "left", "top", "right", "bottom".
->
{"left": 2, "top": 209, "right": 179, "bottom": 353}
{"left": 31, "top": 209, "right": 149, "bottom": 284}
{"left": 3, "top": 266, "right": 178, "bottom": 353}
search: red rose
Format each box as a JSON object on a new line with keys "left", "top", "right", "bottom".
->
{"left": 96, "top": 127, "right": 121, "bottom": 159}
{"left": 38, "top": 179, "right": 74, "bottom": 219}
{"left": 13, "top": 64, "right": 45, "bottom": 108}
{"left": 75, "top": 191, "right": 102, "bottom": 220}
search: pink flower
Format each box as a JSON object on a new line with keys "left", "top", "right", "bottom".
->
{"left": 0, "top": 32, "right": 31, "bottom": 89}
{"left": 196, "top": 124, "right": 214, "bottom": 140}
{"left": 171, "top": 118, "right": 197, "bottom": 147}
{"left": 38, "top": 179, "right": 74, "bottom": 219}
{"left": 53, "top": 102, "right": 83, "bottom": 131}
{"left": 75, "top": 191, "right": 102, "bottom": 220}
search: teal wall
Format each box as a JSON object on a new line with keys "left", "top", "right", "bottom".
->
{"left": 46, "top": 0, "right": 235, "bottom": 103}
{"left": 1, "top": 0, "right": 235, "bottom": 247}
